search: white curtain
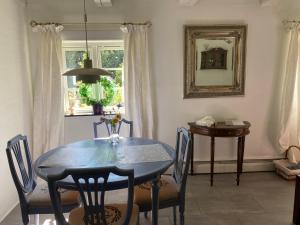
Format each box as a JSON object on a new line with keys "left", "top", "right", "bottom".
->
{"left": 120, "top": 24, "right": 154, "bottom": 138}
{"left": 278, "top": 23, "right": 300, "bottom": 163}
{"left": 31, "top": 24, "right": 64, "bottom": 160}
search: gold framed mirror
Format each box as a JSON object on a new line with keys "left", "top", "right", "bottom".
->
{"left": 184, "top": 25, "right": 247, "bottom": 98}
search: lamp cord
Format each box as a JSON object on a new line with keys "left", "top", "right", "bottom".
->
{"left": 83, "top": 0, "right": 89, "bottom": 58}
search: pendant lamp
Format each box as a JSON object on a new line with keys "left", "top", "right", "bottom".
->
{"left": 63, "top": 0, "right": 111, "bottom": 83}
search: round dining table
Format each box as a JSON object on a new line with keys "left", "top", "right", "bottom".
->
{"left": 34, "top": 137, "right": 176, "bottom": 225}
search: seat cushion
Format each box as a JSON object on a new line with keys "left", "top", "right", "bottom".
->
{"left": 134, "top": 175, "right": 179, "bottom": 208}
{"left": 28, "top": 182, "right": 79, "bottom": 207}
{"left": 69, "top": 204, "right": 139, "bottom": 225}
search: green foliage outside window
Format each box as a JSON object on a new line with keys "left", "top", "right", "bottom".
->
{"left": 64, "top": 47, "right": 124, "bottom": 108}
{"left": 109, "top": 69, "right": 123, "bottom": 87}
{"left": 101, "top": 50, "right": 124, "bottom": 69}
{"left": 65, "top": 51, "right": 85, "bottom": 69}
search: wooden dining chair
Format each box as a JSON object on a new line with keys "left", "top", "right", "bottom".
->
{"left": 133, "top": 128, "right": 192, "bottom": 225}
{"left": 47, "top": 166, "right": 139, "bottom": 225}
{"left": 6, "top": 134, "right": 79, "bottom": 225}
{"left": 93, "top": 118, "right": 133, "bottom": 138}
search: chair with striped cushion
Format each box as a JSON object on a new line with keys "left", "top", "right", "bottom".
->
{"left": 134, "top": 128, "right": 192, "bottom": 225}
{"left": 47, "top": 166, "right": 139, "bottom": 225}
{"left": 6, "top": 134, "right": 79, "bottom": 225}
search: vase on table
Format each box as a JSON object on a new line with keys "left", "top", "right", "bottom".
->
{"left": 109, "top": 126, "right": 120, "bottom": 145}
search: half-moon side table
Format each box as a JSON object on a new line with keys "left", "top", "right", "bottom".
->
{"left": 188, "top": 121, "right": 251, "bottom": 186}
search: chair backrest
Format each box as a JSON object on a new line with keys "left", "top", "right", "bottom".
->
{"left": 6, "top": 135, "right": 36, "bottom": 205}
{"left": 173, "top": 128, "right": 192, "bottom": 197}
{"left": 93, "top": 118, "right": 133, "bottom": 138}
{"left": 47, "top": 167, "right": 134, "bottom": 225}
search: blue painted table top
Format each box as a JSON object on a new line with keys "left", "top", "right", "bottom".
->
{"left": 34, "top": 137, "right": 176, "bottom": 189}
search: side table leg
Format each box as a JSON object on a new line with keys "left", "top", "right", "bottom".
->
{"left": 241, "top": 136, "right": 245, "bottom": 174}
{"left": 191, "top": 133, "right": 194, "bottom": 175}
{"left": 237, "top": 136, "right": 245, "bottom": 186}
{"left": 210, "top": 137, "right": 215, "bottom": 186}
{"left": 151, "top": 176, "right": 160, "bottom": 225}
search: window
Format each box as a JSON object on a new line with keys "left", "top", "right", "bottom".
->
{"left": 62, "top": 40, "right": 124, "bottom": 115}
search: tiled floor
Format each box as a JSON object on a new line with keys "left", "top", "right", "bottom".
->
{"left": 0, "top": 172, "right": 295, "bottom": 225}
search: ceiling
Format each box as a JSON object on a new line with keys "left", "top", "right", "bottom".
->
{"left": 26, "top": 0, "right": 300, "bottom": 20}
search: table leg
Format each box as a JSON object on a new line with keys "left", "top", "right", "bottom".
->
{"left": 293, "top": 176, "right": 300, "bottom": 224}
{"left": 151, "top": 176, "right": 160, "bottom": 225}
{"left": 210, "top": 137, "right": 215, "bottom": 186}
{"left": 191, "top": 133, "right": 194, "bottom": 175}
{"left": 237, "top": 136, "right": 245, "bottom": 186}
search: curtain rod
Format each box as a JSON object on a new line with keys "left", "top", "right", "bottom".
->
{"left": 30, "top": 20, "right": 152, "bottom": 27}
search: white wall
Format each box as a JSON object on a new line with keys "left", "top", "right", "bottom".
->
{"left": 149, "top": 0, "right": 282, "bottom": 161}
{"left": 29, "top": 0, "right": 290, "bottom": 162}
{"left": 0, "top": 0, "right": 32, "bottom": 221}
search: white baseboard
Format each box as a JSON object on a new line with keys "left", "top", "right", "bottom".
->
{"left": 192, "top": 159, "right": 276, "bottom": 174}
{"left": 0, "top": 201, "right": 19, "bottom": 223}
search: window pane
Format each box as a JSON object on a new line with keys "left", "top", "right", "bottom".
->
{"left": 63, "top": 42, "right": 125, "bottom": 115}
{"left": 65, "top": 51, "right": 85, "bottom": 69}
{"left": 108, "top": 70, "right": 123, "bottom": 86}
{"left": 100, "top": 50, "right": 124, "bottom": 68}
{"left": 111, "top": 85, "right": 123, "bottom": 106}
{"left": 66, "top": 77, "right": 76, "bottom": 88}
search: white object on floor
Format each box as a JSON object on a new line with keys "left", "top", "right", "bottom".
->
{"left": 286, "top": 146, "right": 300, "bottom": 164}
{"left": 273, "top": 159, "right": 300, "bottom": 180}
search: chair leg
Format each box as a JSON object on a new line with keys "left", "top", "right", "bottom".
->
{"left": 34, "top": 214, "right": 39, "bottom": 225}
{"left": 179, "top": 212, "right": 184, "bottom": 225}
{"left": 144, "top": 211, "right": 148, "bottom": 218}
{"left": 173, "top": 206, "right": 177, "bottom": 225}
{"left": 21, "top": 214, "right": 29, "bottom": 225}
{"left": 20, "top": 208, "right": 29, "bottom": 225}
{"left": 179, "top": 207, "right": 184, "bottom": 225}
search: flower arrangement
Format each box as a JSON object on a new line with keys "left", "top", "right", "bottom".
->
{"left": 111, "top": 113, "right": 122, "bottom": 130}
{"left": 107, "top": 113, "right": 122, "bottom": 145}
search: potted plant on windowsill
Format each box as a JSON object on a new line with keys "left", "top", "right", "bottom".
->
{"left": 78, "top": 77, "right": 115, "bottom": 115}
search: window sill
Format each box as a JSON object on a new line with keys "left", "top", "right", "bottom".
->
{"left": 65, "top": 106, "right": 125, "bottom": 117}
{"left": 64, "top": 112, "right": 117, "bottom": 117}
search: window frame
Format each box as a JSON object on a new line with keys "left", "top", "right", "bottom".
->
{"left": 62, "top": 40, "right": 124, "bottom": 116}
